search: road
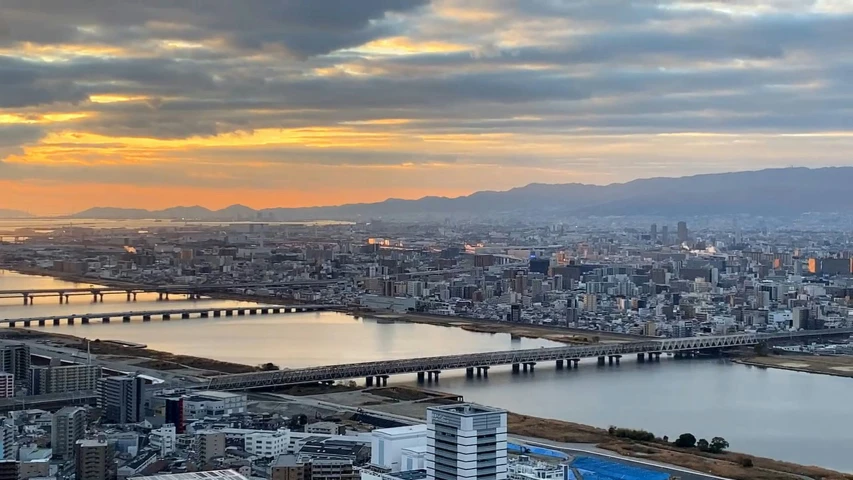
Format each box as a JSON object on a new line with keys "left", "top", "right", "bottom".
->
{"left": 249, "top": 392, "right": 732, "bottom": 480}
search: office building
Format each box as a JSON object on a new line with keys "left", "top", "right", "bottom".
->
{"left": 370, "top": 425, "right": 427, "bottom": 472}
{"left": 183, "top": 390, "right": 247, "bottom": 419}
{"left": 529, "top": 258, "right": 550, "bottom": 275}
{"left": 426, "top": 404, "right": 507, "bottom": 480}
{"left": 677, "top": 221, "right": 688, "bottom": 243}
{"left": 30, "top": 364, "right": 102, "bottom": 395}
{"left": 0, "top": 341, "right": 30, "bottom": 384}
{"left": 98, "top": 375, "right": 144, "bottom": 424}
{"left": 661, "top": 226, "right": 669, "bottom": 244}
{"left": 149, "top": 424, "right": 176, "bottom": 456}
{"left": 75, "top": 438, "right": 116, "bottom": 480}
{"left": 0, "top": 374, "right": 12, "bottom": 399}
{"left": 195, "top": 430, "right": 226, "bottom": 465}
{"left": 0, "top": 420, "right": 13, "bottom": 460}
{"left": 52, "top": 406, "right": 87, "bottom": 461}
{"left": 650, "top": 224, "right": 657, "bottom": 242}
{"left": 245, "top": 431, "right": 289, "bottom": 458}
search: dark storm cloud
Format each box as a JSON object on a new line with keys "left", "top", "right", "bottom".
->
{"left": 0, "top": 0, "right": 430, "bottom": 56}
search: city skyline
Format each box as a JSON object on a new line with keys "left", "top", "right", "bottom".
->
{"left": 3, "top": 1, "right": 853, "bottom": 214}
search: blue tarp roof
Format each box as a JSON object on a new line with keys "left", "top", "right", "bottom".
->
{"left": 570, "top": 456, "right": 671, "bottom": 480}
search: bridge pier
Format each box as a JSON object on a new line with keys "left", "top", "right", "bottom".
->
{"left": 53, "top": 319, "right": 60, "bottom": 326}
{"left": 477, "top": 366, "right": 488, "bottom": 378}
{"left": 652, "top": 352, "right": 661, "bottom": 361}
{"left": 366, "top": 376, "right": 374, "bottom": 387}
{"left": 182, "top": 313, "right": 190, "bottom": 319}
{"left": 23, "top": 321, "right": 30, "bottom": 327}
{"left": 8, "top": 322, "right": 15, "bottom": 328}
{"left": 249, "top": 309, "right": 257, "bottom": 315}
{"left": 200, "top": 312, "right": 209, "bottom": 318}
{"left": 22, "top": 294, "right": 29, "bottom": 305}
{"left": 123, "top": 316, "right": 131, "bottom": 322}
{"left": 261, "top": 308, "right": 269, "bottom": 314}
{"left": 597, "top": 356, "right": 606, "bottom": 366}
{"left": 417, "top": 372, "right": 425, "bottom": 383}
{"left": 163, "top": 314, "right": 171, "bottom": 321}
{"left": 102, "top": 317, "right": 110, "bottom": 323}
{"left": 637, "top": 353, "right": 645, "bottom": 363}
{"left": 81, "top": 317, "right": 89, "bottom": 324}
{"left": 512, "top": 363, "right": 520, "bottom": 374}
{"left": 38, "top": 320, "right": 45, "bottom": 327}
{"left": 556, "top": 359, "right": 564, "bottom": 370}
{"left": 427, "top": 371, "right": 440, "bottom": 382}
{"left": 238, "top": 309, "right": 245, "bottom": 316}
{"left": 226, "top": 310, "right": 233, "bottom": 316}
{"left": 58, "top": 294, "right": 65, "bottom": 304}
{"left": 213, "top": 310, "right": 221, "bottom": 317}
{"left": 571, "top": 359, "right": 580, "bottom": 368}
{"left": 466, "top": 367, "right": 475, "bottom": 378}
{"left": 375, "top": 375, "right": 388, "bottom": 387}
{"left": 143, "top": 315, "right": 151, "bottom": 322}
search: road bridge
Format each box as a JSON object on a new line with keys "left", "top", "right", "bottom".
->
{"left": 0, "top": 304, "right": 341, "bottom": 327}
{"left": 187, "top": 328, "right": 853, "bottom": 391}
{"left": 0, "top": 280, "right": 343, "bottom": 304}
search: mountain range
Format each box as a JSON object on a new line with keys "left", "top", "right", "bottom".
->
{"left": 69, "top": 167, "right": 853, "bottom": 221}
{"left": 0, "top": 209, "right": 32, "bottom": 219}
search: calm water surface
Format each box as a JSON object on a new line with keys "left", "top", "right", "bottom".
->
{"left": 1, "top": 270, "right": 851, "bottom": 472}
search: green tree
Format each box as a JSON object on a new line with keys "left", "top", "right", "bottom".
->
{"left": 709, "top": 437, "right": 730, "bottom": 453}
{"left": 674, "top": 433, "right": 696, "bottom": 448}
{"left": 697, "top": 438, "right": 710, "bottom": 451}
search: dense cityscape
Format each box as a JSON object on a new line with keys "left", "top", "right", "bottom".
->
{"left": 0, "top": 216, "right": 848, "bottom": 480}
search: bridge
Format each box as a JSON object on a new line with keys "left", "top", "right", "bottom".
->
{"left": 0, "top": 280, "right": 342, "bottom": 304}
{"left": 0, "top": 304, "right": 341, "bottom": 327}
{"left": 184, "top": 328, "right": 853, "bottom": 391}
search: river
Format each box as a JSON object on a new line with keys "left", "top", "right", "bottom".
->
{"left": 1, "top": 270, "right": 851, "bottom": 472}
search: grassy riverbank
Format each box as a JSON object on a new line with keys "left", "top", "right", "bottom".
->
{"left": 734, "top": 354, "right": 853, "bottom": 379}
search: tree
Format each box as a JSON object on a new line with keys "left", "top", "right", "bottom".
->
{"left": 697, "top": 438, "right": 710, "bottom": 452}
{"left": 709, "top": 437, "right": 730, "bottom": 454}
{"left": 674, "top": 433, "right": 696, "bottom": 448}
{"left": 258, "top": 362, "right": 280, "bottom": 371}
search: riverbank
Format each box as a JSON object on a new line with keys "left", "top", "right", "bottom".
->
{"left": 734, "top": 354, "right": 853, "bottom": 379}
{"left": 398, "top": 312, "right": 639, "bottom": 344}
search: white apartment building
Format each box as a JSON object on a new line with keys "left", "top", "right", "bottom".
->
{"left": 150, "top": 424, "right": 177, "bottom": 455}
{"left": 426, "top": 404, "right": 507, "bottom": 480}
{"left": 370, "top": 425, "right": 427, "bottom": 472}
{"left": 245, "top": 431, "right": 289, "bottom": 458}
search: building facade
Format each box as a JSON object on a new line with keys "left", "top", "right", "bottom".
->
{"left": 426, "top": 404, "right": 507, "bottom": 480}
{"left": 0, "top": 374, "right": 13, "bottom": 398}
{"left": 0, "top": 342, "right": 30, "bottom": 384}
{"left": 75, "top": 439, "right": 116, "bottom": 480}
{"left": 52, "top": 406, "right": 87, "bottom": 461}
{"left": 30, "top": 364, "right": 102, "bottom": 395}
{"left": 98, "top": 375, "right": 144, "bottom": 424}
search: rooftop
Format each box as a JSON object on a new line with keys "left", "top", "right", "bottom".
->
{"left": 427, "top": 403, "right": 505, "bottom": 417}
{"left": 387, "top": 470, "right": 427, "bottom": 480}
{"left": 272, "top": 454, "right": 299, "bottom": 468}
{"left": 570, "top": 456, "right": 671, "bottom": 480}
{"left": 129, "top": 470, "right": 249, "bottom": 480}
{"left": 372, "top": 425, "right": 427, "bottom": 438}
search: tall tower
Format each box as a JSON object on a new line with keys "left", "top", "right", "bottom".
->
{"left": 677, "top": 221, "right": 688, "bottom": 243}
{"left": 426, "top": 404, "right": 507, "bottom": 480}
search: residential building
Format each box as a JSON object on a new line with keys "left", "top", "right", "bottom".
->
{"left": 426, "top": 404, "right": 507, "bottom": 480}
{"left": 245, "top": 431, "right": 289, "bottom": 458}
{"left": 271, "top": 454, "right": 310, "bottom": 480}
{"left": 305, "top": 422, "right": 346, "bottom": 436}
{"left": 0, "top": 341, "right": 30, "bottom": 383}
{"left": 19, "top": 459, "right": 50, "bottom": 479}
{"left": 0, "top": 460, "right": 17, "bottom": 480}
{"left": 74, "top": 438, "right": 116, "bottom": 480}
{"left": 195, "top": 430, "right": 226, "bottom": 465}
{"left": 0, "top": 420, "right": 14, "bottom": 460}
{"left": 307, "top": 458, "right": 358, "bottom": 480}
{"left": 370, "top": 425, "right": 427, "bottom": 472}
{"left": 98, "top": 375, "right": 144, "bottom": 424}
{"left": 149, "top": 424, "right": 176, "bottom": 456}
{"left": 130, "top": 471, "right": 248, "bottom": 480}
{"left": 52, "top": 406, "right": 87, "bottom": 461}
{"left": 30, "top": 364, "right": 101, "bottom": 395}
{"left": 0, "top": 374, "right": 12, "bottom": 398}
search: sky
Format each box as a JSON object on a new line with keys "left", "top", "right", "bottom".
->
{"left": 2, "top": 0, "right": 853, "bottom": 215}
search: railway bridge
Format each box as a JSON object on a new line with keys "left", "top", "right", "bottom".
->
{"left": 179, "top": 328, "right": 853, "bottom": 391}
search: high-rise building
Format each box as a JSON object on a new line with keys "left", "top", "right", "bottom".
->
{"left": 98, "top": 375, "right": 144, "bottom": 424}
{"left": 677, "top": 221, "right": 688, "bottom": 243}
{"left": 0, "top": 341, "right": 30, "bottom": 384}
{"left": 0, "top": 420, "right": 13, "bottom": 460}
{"left": 74, "top": 439, "right": 115, "bottom": 480}
{"left": 30, "top": 364, "right": 102, "bottom": 395}
{"left": 661, "top": 226, "right": 669, "bottom": 245}
{"left": 650, "top": 224, "right": 657, "bottom": 242}
{"left": 0, "top": 460, "right": 18, "bottom": 480}
{"left": 52, "top": 406, "right": 87, "bottom": 461}
{"left": 0, "top": 374, "right": 12, "bottom": 399}
{"left": 195, "top": 430, "right": 226, "bottom": 465}
{"left": 426, "top": 404, "right": 507, "bottom": 480}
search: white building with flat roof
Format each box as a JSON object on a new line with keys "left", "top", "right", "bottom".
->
{"left": 183, "top": 391, "right": 247, "bottom": 419}
{"left": 426, "top": 404, "right": 507, "bottom": 480}
{"left": 371, "top": 425, "right": 427, "bottom": 472}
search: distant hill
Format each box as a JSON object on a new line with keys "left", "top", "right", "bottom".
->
{"left": 70, "top": 167, "right": 853, "bottom": 220}
{"left": 0, "top": 209, "right": 31, "bottom": 219}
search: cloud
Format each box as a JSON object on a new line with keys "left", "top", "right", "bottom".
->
{"left": 2, "top": 0, "right": 853, "bottom": 213}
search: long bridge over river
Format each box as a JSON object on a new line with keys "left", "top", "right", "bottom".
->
{"left": 0, "top": 304, "right": 341, "bottom": 327}
{"left": 177, "top": 328, "right": 853, "bottom": 391}
{"left": 0, "top": 280, "right": 342, "bottom": 304}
